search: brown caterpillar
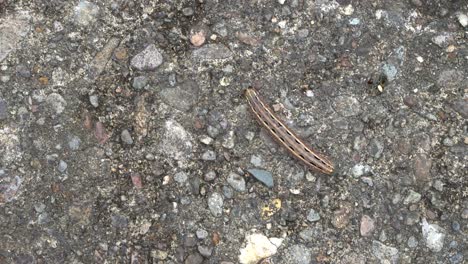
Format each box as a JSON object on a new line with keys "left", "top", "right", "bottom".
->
{"left": 245, "top": 87, "right": 334, "bottom": 175}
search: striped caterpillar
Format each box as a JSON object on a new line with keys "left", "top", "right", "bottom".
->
{"left": 245, "top": 87, "right": 334, "bottom": 175}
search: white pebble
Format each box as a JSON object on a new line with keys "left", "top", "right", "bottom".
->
{"left": 457, "top": 13, "right": 468, "bottom": 27}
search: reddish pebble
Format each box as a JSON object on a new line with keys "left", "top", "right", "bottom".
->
{"left": 94, "top": 121, "right": 109, "bottom": 144}
{"left": 131, "top": 173, "right": 143, "bottom": 189}
{"left": 360, "top": 215, "right": 375, "bottom": 237}
{"left": 190, "top": 30, "right": 206, "bottom": 47}
{"left": 83, "top": 112, "right": 92, "bottom": 130}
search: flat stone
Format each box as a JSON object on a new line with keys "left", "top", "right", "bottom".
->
{"left": 159, "top": 120, "right": 193, "bottom": 162}
{"left": 196, "top": 229, "right": 208, "bottom": 239}
{"left": 372, "top": 240, "right": 399, "bottom": 264}
{"left": 174, "top": 171, "right": 188, "bottom": 183}
{"left": 74, "top": 0, "right": 99, "bottom": 26}
{"left": 192, "top": 44, "right": 233, "bottom": 60}
{"left": 160, "top": 81, "right": 199, "bottom": 112}
{"left": 201, "top": 150, "right": 216, "bottom": 161}
{"left": 360, "top": 215, "right": 376, "bottom": 236}
{"left": 89, "top": 94, "right": 99, "bottom": 107}
{"left": 0, "top": 14, "right": 31, "bottom": 62}
{"left": 197, "top": 245, "right": 213, "bottom": 257}
{"left": 208, "top": 192, "right": 223, "bottom": 217}
{"left": 414, "top": 154, "right": 432, "bottom": 183}
{"left": 403, "top": 190, "right": 421, "bottom": 205}
{"left": 87, "top": 37, "right": 120, "bottom": 81}
{"left": 121, "top": 129, "right": 134, "bottom": 145}
{"left": 204, "top": 170, "right": 217, "bottom": 181}
{"left": 131, "top": 44, "right": 163, "bottom": 71}
{"left": 58, "top": 160, "right": 68, "bottom": 173}
{"left": 239, "top": 233, "right": 283, "bottom": 264}
{"left": 227, "top": 172, "right": 246, "bottom": 192}
{"left": 132, "top": 76, "right": 148, "bottom": 89}
{"left": 247, "top": 169, "right": 274, "bottom": 188}
{"left": 422, "top": 218, "right": 445, "bottom": 252}
{"left": 307, "top": 209, "right": 321, "bottom": 222}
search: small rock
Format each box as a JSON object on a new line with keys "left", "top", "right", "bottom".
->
{"left": 160, "top": 120, "right": 193, "bottom": 161}
{"left": 174, "top": 171, "right": 188, "bottom": 183}
{"left": 452, "top": 221, "right": 460, "bottom": 232}
{"left": 192, "top": 44, "right": 233, "bottom": 60}
{"left": 168, "top": 73, "right": 177, "bottom": 86}
{"left": 382, "top": 63, "right": 398, "bottom": 81}
{"left": 450, "top": 253, "right": 464, "bottom": 264}
{"left": 197, "top": 245, "right": 213, "bottom": 257}
{"left": 190, "top": 29, "right": 206, "bottom": 47}
{"left": 89, "top": 94, "right": 99, "bottom": 107}
{"left": 407, "top": 236, "right": 418, "bottom": 248}
{"left": 131, "top": 44, "right": 163, "bottom": 71}
{"left": 208, "top": 192, "right": 223, "bottom": 217}
{"left": 58, "top": 160, "right": 68, "bottom": 173}
{"left": 131, "top": 173, "right": 143, "bottom": 189}
{"left": 74, "top": 0, "right": 99, "bottom": 26}
{"left": 201, "top": 150, "right": 216, "bottom": 161}
{"left": 422, "top": 218, "right": 445, "bottom": 252}
{"left": 222, "top": 185, "right": 233, "bottom": 199}
{"left": 46, "top": 93, "right": 67, "bottom": 115}
{"left": 414, "top": 154, "right": 432, "bottom": 183}
{"left": 239, "top": 233, "right": 283, "bottom": 264}
{"left": 283, "top": 244, "right": 311, "bottom": 264}
{"left": 227, "top": 172, "right": 246, "bottom": 192}
{"left": 369, "top": 139, "right": 384, "bottom": 159}
{"left": 372, "top": 240, "right": 399, "bottom": 264}
{"left": 182, "top": 7, "right": 194, "bottom": 16}
{"left": 207, "top": 125, "right": 220, "bottom": 138}
{"left": 360, "top": 215, "right": 375, "bottom": 237}
{"left": 349, "top": 18, "right": 360, "bottom": 25}
{"left": 121, "top": 129, "right": 134, "bottom": 145}
{"left": 433, "top": 180, "right": 444, "bottom": 191}
{"left": 132, "top": 76, "right": 148, "bottom": 89}
{"left": 456, "top": 13, "right": 468, "bottom": 27}
{"left": 196, "top": 229, "right": 208, "bottom": 239}
{"left": 94, "top": 122, "right": 109, "bottom": 144}
{"left": 247, "top": 169, "right": 274, "bottom": 188}
{"left": 403, "top": 190, "right": 421, "bottom": 205}
{"left": 443, "top": 138, "right": 455, "bottom": 147}
{"left": 199, "top": 135, "right": 213, "bottom": 145}
{"left": 278, "top": 0, "right": 286, "bottom": 4}
{"left": 185, "top": 253, "right": 203, "bottom": 264}
{"left": 307, "top": 209, "right": 321, "bottom": 222}
{"left": 68, "top": 135, "right": 81, "bottom": 150}
{"left": 222, "top": 131, "right": 235, "bottom": 149}
{"left": 250, "top": 155, "right": 262, "bottom": 167}
{"left": 204, "top": 170, "right": 217, "bottom": 181}
{"left": 160, "top": 81, "right": 199, "bottom": 112}
{"left": 461, "top": 208, "right": 468, "bottom": 219}
{"left": 431, "top": 33, "right": 454, "bottom": 48}
{"left": 350, "top": 164, "right": 372, "bottom": 177}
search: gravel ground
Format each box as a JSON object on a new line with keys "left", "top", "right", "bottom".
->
{"left": 0, "top": 0, "right": 467, "bottom": 263}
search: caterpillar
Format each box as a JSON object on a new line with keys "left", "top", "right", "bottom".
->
{"left": 245, "top": 87, "right": 334, "bottom": 175}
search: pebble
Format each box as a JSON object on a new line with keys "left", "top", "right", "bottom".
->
{"left": 433, "top": 180, "right": 444, "bottom": 191}
{"left": 182, "top": 7, "right": 194, "bottom": 16}
{"left": 207, "top": 125, "right": 220, "bottom": 138}
{"left": 160, "top": 81, "right": 199, "bottom": 112}
{"left": 250, "top": 155, "right": 262, "bottom": 167}
{"left": 168, "top": 73, "right": 177, "bottom": 86}
{"left": 422, "top": 218, "right": 446, "bottom": 252}
{"left": 190, "top": 29, "right": 206, "bottom": 47}
{"left": 204, "top": 171, "right": 217, "bottom": 181}
{"left": 407, "top": 236, "right": 418, "bottom": 248}
{"left": 372, "top": 240, "right": 399, "bottom": 263}
{"left": 88, "top": 38, "right": 120, "bottom": 81}
{"left": 0, "top": 98, "right": 8, "bottom": 120}
{"left": 451, "top": 221, "right": 460, "bottom": 232}
{"left": 192, "top": 44, "right": 233, "bottom": 60}
{"left": 349, "top": 18, "right": 361, "bottom": 25}
{"left": 382, "top": 63, "right": 398, "bottom": 81}
{"left": 331, "top": 205, "right": 352, "bottom": 229}
{"left": 185, "top": 253, "right": 203, "bottom": 264}
{"left": 74, "top": 0, "right": 99, "bottom": 26}
{"left": 121, "top": 129, "right": 134, "bottom": 145}
{"left": 197, "top": 245, "right": 213, "bottom": 257}
{"left": 160, "top": 120, "right": 193, "bottom": 161}
{"left": 239, "top": 233, "right": 283, "bottom": 264}
{"left": 307, "top": 209, "right": 321, "bottom": 222}
{"left": 414, "top": 154, "right": 432, "bottom": 183}
{"left": 132, "top": 76, "right": 148, "bottom": 89}
{"left": 201, "top": 150, "right": 216, "bottom": 161}
{"left": 403, "top": 190, "right": 421, "bottom": 205}
{"left": 456, "top": 13, "right": 468, "bottom": 27}
{"left": 208, "top": 192, "right": 223, "bottom": 217}
{"left": 57, "top": 160, "right": 68, "bottom": 173}
{"left": 46, "top": 93, "right": 67, "bottom": 115}
{"left": 199, "top": 135, "right": 213, "bottom": 145}
{"left": 449, "top": 253, "right": 464, "bottom": 264}
{"left": 89, "top": 94, "right": 99, "bottom": 107}
{"left": 350, "top": 164, "right": 372, "bottom": 177}
{"left": 68, "top": 135, "right": 81, "bottom": 150}
{"left": 34, "top": 203, "right": 46, "bottom": 213}
{"left": 333, "top": 96, "right": 362, "bottom": 117}
{"left": 222, "top": 186, "right": 233, "bottom": 199}
{"left": 222, "top": 131, "right": 235, "bottom": 149}
{"left": 360, "top": 215, "right": 375, "bottom": 237}
{"left": 247, "top": 169, "right": 274, "bottom": 188}
{"left": 460, "top": 208, "right": 468, "bottom": 219}
{"left": 196, "top": 229, "right": 208, "bottom": 239}
{"left": 131, "top": 44, "right": 164, "bottom": 71}
{"left": 284, "top": 244, "right": 311, "bottom": 264}
{"left": 369, "top": 139, "right": 384, "bottom": 159}
{"left": 174, "top": 171, "right": 188, "bottom": 183}
{"left": 227, "top": 172, "right": 246, "bottom": 192}
{"left": 442, "top": 138, "right": 455, "bottom": 147}
{"left": 16, "top": 64, "right": 31, "bottom": 78}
